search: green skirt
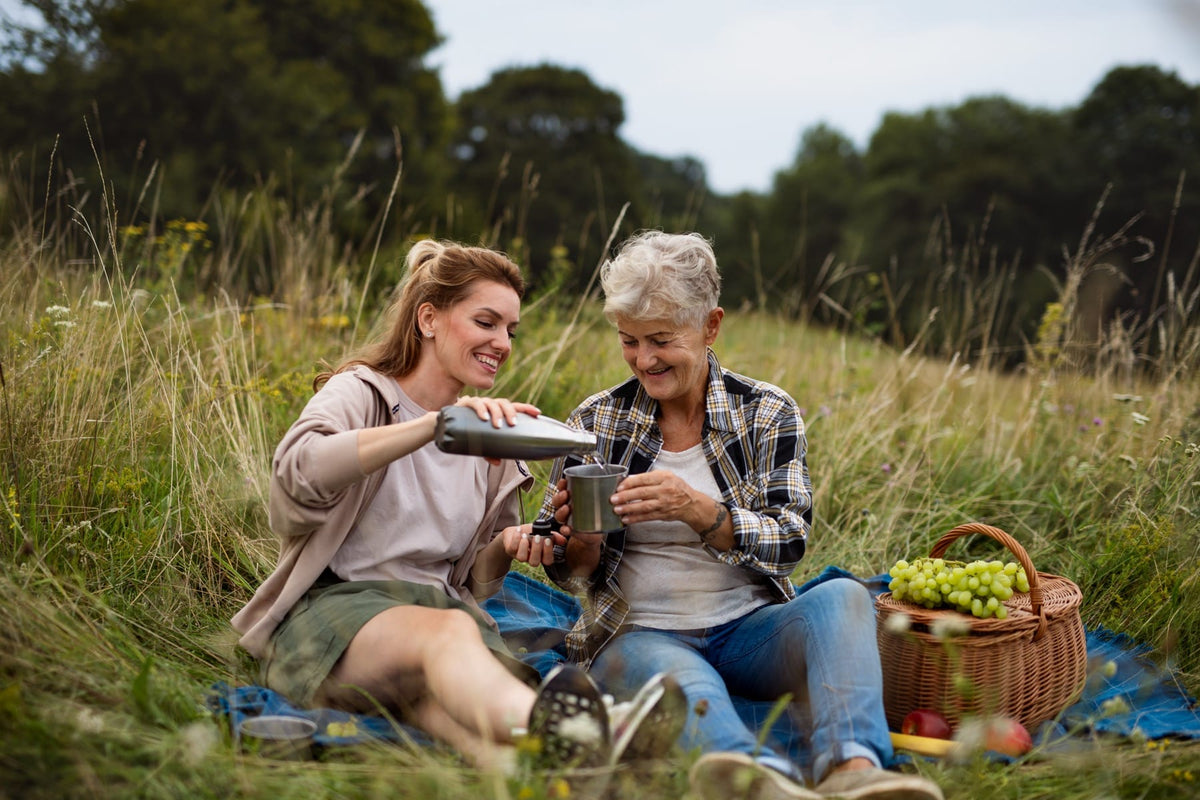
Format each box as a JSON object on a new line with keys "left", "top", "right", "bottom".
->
{"left": 261, "top": 571, "right": 540, "bottom": 708}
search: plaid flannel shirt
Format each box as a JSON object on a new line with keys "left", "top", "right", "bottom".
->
{"left": 542, "top": 349, "right": 813, "bottom": 667}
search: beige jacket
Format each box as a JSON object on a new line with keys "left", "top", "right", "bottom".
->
{"left": 231, "top": 366, "right": 534, "bottom": 658}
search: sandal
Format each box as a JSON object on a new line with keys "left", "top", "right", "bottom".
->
{"left": 527, "top": 664, "right": 612, "bottom": 770}
{"left": 609, "top": 672, "right": 687, "bottom": 765}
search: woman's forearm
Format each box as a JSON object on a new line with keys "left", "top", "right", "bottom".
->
{"left": 355, "top": 411, "right": 439, "bottom": 474}
{"left": 691, "top": 494, "right": 734, "bottom": 551}
{"left": 469, "top": 533, "right": 514, "bottom": 597}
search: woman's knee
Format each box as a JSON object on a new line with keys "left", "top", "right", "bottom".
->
{"left": 424, "top": 607, "right": 485, "bottom": 645}
{"left": 761, "top": 579, "right": 874, "bottom": 655}
{"left": 600, "top": 633, "right": 725, "bottom": 695}
{"left": 345, "top": 606, "right": 484, "bottom": 676}
{"left": 806, "top": 577, "right": 873, "bottom": 616}
{"left": 332, "top": 607, "right": 485, "bottom": 698}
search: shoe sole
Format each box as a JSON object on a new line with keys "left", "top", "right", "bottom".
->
{"left": 528, "top": 664, "right": 612, "bottom": 770}
{"left": 612, "top": 672, "right": 687, "bottom": 764}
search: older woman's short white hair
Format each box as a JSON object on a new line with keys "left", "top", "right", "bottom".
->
{"left": 600, "top": 230, "right": 722, "bottom": 328}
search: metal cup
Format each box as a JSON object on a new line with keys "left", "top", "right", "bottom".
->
{"left": 239, "top": 715, "right": 317, "bottom": 760}
{"left": 565, "top": 463, "right": 628, "bottom": 533}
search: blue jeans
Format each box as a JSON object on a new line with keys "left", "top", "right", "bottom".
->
{"left": 590, "top": 577, "right": 893, "bottom": 784}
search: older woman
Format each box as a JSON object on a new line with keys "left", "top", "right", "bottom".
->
{"left": 539, "top": 232, "right": 943, "bottom": 800}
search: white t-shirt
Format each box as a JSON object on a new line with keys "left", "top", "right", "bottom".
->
{"left": 618, "top": 443, "right": 774, "bottom": 629}
{"left": 330, "top": 383, "right": 488, "bottom": 597}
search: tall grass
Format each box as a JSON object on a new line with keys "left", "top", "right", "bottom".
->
{"left": 1, "top": 166, "right": 1198, "bottom": 798}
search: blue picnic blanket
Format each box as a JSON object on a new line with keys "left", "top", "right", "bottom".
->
{"left": 208, "top": 568, "right": 1200, "bottom": 756}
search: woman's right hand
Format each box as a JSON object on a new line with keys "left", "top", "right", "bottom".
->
{"left": 455, "top": 395, "right": 540, "bottom": 428}
{"left": 452, "top": 395, "right": 542, "bottom": 464}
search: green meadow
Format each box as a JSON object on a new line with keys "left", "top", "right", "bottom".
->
{"left": 1, "top": 180, "right": 1198, "bottom": 798}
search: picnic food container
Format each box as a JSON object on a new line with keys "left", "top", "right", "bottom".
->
{"left": 238, "top": 715, "right": 317, "bottom": 760}
{"left": 874, "top": 522, "right": 1087, "bottom": 732}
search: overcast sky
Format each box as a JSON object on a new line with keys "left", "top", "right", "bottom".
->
{"left": 427, "top": 0, "right": 1200, "bottom": 194}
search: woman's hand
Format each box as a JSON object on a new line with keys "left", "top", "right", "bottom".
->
{"left": 612, "top": 469, "right": 733, "bottom": 549}
{"left": 455, "top": 395, "right": 540, "bottom": 427}
{"left": 610, "top": 469, "right": 699, "bottom": 525}
{"left": 549, "top": 477, "right": 605, "bottom": 577}
{"left": 454, "top": 396, "right": 541, "bottom": 464}
{"left": 499, "top": 522, "right": 563, "bottom": 568}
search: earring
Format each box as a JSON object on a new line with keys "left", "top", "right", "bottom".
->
{"left": 424, "top": 330, "right": 433, "bottom": 338}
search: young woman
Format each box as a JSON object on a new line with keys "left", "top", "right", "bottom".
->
{"left": 232, "top": 239, "right": 613, "bottom": 770}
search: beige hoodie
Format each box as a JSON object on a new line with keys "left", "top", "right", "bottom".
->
{"left": 231, "top": 365, "right": 534, "bottom": 658}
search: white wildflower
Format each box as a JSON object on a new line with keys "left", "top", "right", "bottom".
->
{"left": 1101, "top": 696, "right": 1131, "bottom": 717}
{"left": 54, "top": 320, "right": 76, "bottom": 329}
{"left": 46, "top": 305, "right": 70, "bottom": 317}
{"left": 92, "top": 300, "right": 113, "bottom": 309}
{"left": 75, "top": 707, "right": 105, "bottom": 734}
{"left": 951, "top": 718, "right": 987, "bottom": 758}
{"left": 884, "top": 612, "right": 911, "bottom": 635}
{"left": 1130, "top": 412, "right": 1150, "bottom": 425}
{"left": 180, "top": 721, "right": 218, "bottom": 766}
{"left": 931, "top": 615, "right": 972, "bottom": 640}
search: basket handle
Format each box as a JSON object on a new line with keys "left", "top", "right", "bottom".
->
{"left": 928, "top": 522, "right": 1047, "bottom": 640}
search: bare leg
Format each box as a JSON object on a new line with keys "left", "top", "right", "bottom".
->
{"left": 315, "top": 605, "right": 536, "bottom": 745}
{"left": 410, "top": 695, "right": 517, "bottom": 771}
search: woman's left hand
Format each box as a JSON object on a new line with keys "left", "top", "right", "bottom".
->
{"left": 611, "top": 469, "right": 699, "bottom": 526}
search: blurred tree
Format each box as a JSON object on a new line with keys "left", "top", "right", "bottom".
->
{"left": 760, "top": 123, "right": 864, "bottom": 320}
{"left": 707, "top": 189, "right": 767, "bottom": 312}
{"left": 0, "top": 0, "right": 448, "bottom": 240}
{"left": 448, "top": 64, "right": 641, "bottom": 288}
{"left": 632, "top": 152, "right": 710, "bottom": 233}
{"left": 849, "top": 96, "right": 1078, "bottom": 359}
{"left": 252, "top": 0, "right": 450, "bottom": 217}
{"left": 1073, "top": 64, "right": 1200, "bottom": 321}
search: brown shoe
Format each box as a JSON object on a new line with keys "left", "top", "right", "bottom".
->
{"left": 689, "top": 751, "right": 822, "bottom": 800}
{"left": 815, "top": 767, "right": 944, "bottom": 800}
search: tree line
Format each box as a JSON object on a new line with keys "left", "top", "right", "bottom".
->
{"left": 3, "top": 0, "right": 1199, "bottom": 369}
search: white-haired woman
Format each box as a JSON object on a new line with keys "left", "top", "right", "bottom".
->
{"left": 539, "top": 231, "right": 944, "bottom": 800}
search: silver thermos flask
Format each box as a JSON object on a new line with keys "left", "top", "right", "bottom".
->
{"left": 434, "top": 405, "right": 597, "bottom": 460}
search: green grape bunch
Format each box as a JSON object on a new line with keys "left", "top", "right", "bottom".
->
{"left": 887, "top": 557, "right": 1031, "bottom": 619}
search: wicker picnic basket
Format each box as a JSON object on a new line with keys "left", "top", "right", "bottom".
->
{"left": 874, "top": 522, "right": 1087, "bottom": 732}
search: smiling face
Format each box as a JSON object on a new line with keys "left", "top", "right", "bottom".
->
{"left": 615, "top": 308, "right": 723, "bottom": 409}
{"left": 420, "top": 279, "right": 521, "bottom": 391}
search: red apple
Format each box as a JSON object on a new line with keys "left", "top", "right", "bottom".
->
{"left": 901, "top": 709, "right": 953, "bottom": 739}
{"left": 983, "top": 715, "right": 1033, "bottom": 756}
